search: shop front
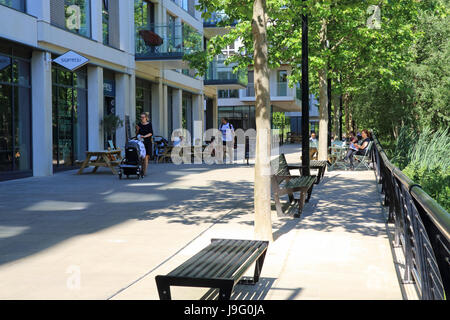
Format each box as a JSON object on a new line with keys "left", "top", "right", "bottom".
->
{"left": 51, "top": 64, "right": 88, "bottom": 170}
{"left": 0, "top": 43, "right": 32, "bottom": 181}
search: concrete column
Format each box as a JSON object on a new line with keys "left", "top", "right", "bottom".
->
{"left": 192, "top": 94, "right": 204, "bottom": 143}
{"left": 171, "top": 88, "right": 183, "bottom": 137}
{"left": 161, "top": 84, "right": 168, "bottom": 138}
{"left": 151, "top": 80, "right": 164, "bottom": 136}
{"left": 90, "top": 0, "right": 103, "bottom": 42}
{"left": 115, "top": 73, "right": 129, "bottom": 150}
{"left": 129, "top": 73, "right": 136, "bottom": 135}
{"left": 27, "top": 0, "right": 50, "bottom": 22}
{"left": 212, "top": 97, "right": 218, "bottom": 129}
{"left": 87, "top": 66, "right": 104, "bottom": 151}
{"left": 31, "top": 51, "right": 53, "bottom": 177}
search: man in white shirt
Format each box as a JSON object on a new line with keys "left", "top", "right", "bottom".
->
{"left": 219, "top": 118, "right": 235, "bottom": 163}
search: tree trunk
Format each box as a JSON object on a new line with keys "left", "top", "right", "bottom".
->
{"left": 252, "top": 0, "right": 273, "bottom": 242}
{"left": 333, "top": 93, "right": 340, "bottom": 139}
{"left": 344, "top": 93, "right": 350, "bottom": 134}
{"left": 318, "top": 20, "right": 328, "bottom": 161}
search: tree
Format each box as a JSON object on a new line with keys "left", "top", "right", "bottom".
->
{"left": 192, "top": 0, "right": 273, "bottom": 241}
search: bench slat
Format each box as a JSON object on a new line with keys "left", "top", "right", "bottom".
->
{"left": 196, "top": 240, "right": 258, "bottom": 279}
{"left": 189, "top": 239, "right": 254, "bottom": 279}
{"left": 168, "top": 239, "right": 235, "bottom": 277}
{"left": 214, "top": 241, "right": 263, "bottom": 280}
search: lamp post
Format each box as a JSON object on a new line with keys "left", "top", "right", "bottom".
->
{"left": 301, "top": 0, "right": 310, "bottom": 176}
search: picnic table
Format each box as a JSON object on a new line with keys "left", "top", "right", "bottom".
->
{"left": 328, "top": 143, "right": 348, "bottom": 170}
{"left": 77, "top": 150, "right": 122, "bottom": 175}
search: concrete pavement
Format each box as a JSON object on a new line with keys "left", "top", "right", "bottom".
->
{"left": 0, "top": 145, "right": 403, "bottom": 299}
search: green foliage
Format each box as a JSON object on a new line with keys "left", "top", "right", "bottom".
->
{"left": 403, "top": 164, "right": 450, "bottom": 212}
{"left": 393, "top": 126, "right": 450, "bottom": 211}
{"left": 102, "top": 114, "right": 123, "bottom": 136}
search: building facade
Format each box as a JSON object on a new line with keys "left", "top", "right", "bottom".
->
{"left": 0, "top": 0, "right": 231, "bottom": 181}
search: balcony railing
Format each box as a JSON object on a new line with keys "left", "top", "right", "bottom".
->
{"left": 135, "top": 24, "right": 202, "bottom": 60}
{"left": 204, "top": 59, "right": 248, "bottom": 88}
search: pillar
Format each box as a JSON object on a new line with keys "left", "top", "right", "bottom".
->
{"left": 31, "top": 51, "right": 53, "bottom": 176}
{"left": 87, "top": 66, "right": 103, "bottom": 151}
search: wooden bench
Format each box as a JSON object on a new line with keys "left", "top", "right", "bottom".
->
{"left": 155, "top": 239, "right": 268, "bottom": 300}
{"left": 301, "top": 160, "right": 327, "bottom": 184}
{"left": 271, "top": 154, "right": 316, "bottom": 218}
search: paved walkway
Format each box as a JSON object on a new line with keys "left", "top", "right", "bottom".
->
{"left": 0, "top": 145, "right": 402, "bottom": 299}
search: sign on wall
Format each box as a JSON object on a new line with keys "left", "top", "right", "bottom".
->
{"left": 53, "top": 51, "right": 89, "bottom": 72}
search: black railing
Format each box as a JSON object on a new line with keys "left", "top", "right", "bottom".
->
{"left": 372, "top": 135, "right": 449, "bottom": 300}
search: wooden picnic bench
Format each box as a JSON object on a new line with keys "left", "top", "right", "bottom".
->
{"left": 77, "top": 150, "right": 122, "bottom": 175}
{"left": 155, "top": 239, "right": 269, "bottom": 300}
{"left": 271, "top": 154, "right": 316, "bottom": 218}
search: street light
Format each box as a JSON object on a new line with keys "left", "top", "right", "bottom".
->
{"left": 301, "top": 0, "right": 310, "bottom": 176}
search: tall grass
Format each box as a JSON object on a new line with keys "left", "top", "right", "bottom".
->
{"left": 393, "top": 126, "right": 450, "bottom": 211}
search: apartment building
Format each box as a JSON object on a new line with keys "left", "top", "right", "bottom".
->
{"left": 205, "top": 16, "right": 319, "bottom": 133}
{"left": 0, "top": 0, "right": 241, "bottom": 181}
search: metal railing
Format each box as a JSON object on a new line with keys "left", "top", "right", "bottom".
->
{"left": 372, "top": 134, "right": 449, "bottom": 300}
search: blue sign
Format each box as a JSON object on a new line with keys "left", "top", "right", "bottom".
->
{"left": 104, "top": 80, "right": 115, "bottom": 97}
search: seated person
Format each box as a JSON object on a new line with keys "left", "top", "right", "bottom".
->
{"left": 344, "top": 129, "right": 371, "bottom": 170}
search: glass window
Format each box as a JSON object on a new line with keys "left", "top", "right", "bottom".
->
{"left": 0, "top": 84, "right": 13, "bottom": 172}
{"left": 0, "top": 55, "right": 11, "bottom": 83}
{"left": 0, "top": 0, "right": 25, "bottom": 12}
{"left": 102, "top": 0, "right": 109, "bottom": 45}
{"left": 51, "top": 0, "right": 91, "bottom": 37}
{"left": 277, "top": 70, "right": 288, "bottom": 96}
{"left": 52, "top": 66, "right": 88, "bottom": 168}
{"left": 0, "top": 52, "right": 31, "bottom": 175}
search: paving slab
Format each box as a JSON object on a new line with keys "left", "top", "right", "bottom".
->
{"left": 0, "top": 144, "right": 403, "bottom": 300}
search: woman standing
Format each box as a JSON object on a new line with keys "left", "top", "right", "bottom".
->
{"left": 136, "top": 112, "right": 153, "bottom": 176}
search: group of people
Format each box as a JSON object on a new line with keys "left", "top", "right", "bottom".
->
{"left": 134, "top": 113, "right": 236, "bottom": 176}
{"left": 309, "top": 129, "right": 373, "bottom": 170}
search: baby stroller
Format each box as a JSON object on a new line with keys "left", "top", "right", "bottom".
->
{"left": 118, "top": 138, "right": 145, "bottom": 179}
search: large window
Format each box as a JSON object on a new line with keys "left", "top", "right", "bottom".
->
{"left": 52, "top": 65, "right": 88, "bottom": 169}
{"left": 102, "top": 0, "right": 120, "bottom": 48}
{"left": 135, "top": 78, "right": 152, "bottom": 125}
{"left": 218, "top": 89, "right": 239, "bottom": 99}
{"left": 0, "top": 0, "right": 25, "bottom": 12}
{"left": 218, "top": 106, "right": 255, "bottom": 131}
{"left": 277, "top": 70, "right": 288, "bottom": 96}
{"left": 0, "top": 47, "right": 31, "bottom": 177}
{"left": 51, "top": 0, "right": 91, "bottom": 38}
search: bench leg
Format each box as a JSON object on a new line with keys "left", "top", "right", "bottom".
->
{"left": 296, "top": 191, "right": 307, "bottom": 218}
{"left": 155, "top": 276, "right": 172, "bottom": 300}
{"left": 273, "top": 192, "right": 284, "bottom": 217}
{"left": 306, "top": 184, "right": 314, "bottom": 203}
{"left": 218, "top": 282, "right": 234, "bottom": 300}
{"left": 242, "top": 250, "right": 268, "bottom": 285}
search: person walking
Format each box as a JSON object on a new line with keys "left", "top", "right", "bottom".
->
{"left": 136, "top": 112, "right": 153, "bottom": 176}
{"left": 219, "top": 118, "right": 235, "bottom": 163}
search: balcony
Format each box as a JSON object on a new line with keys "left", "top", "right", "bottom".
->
{"left": 240, "top": 82, "right": 301, "bottom": 111}
{"left": 203, "top": 12, "right": 237, "bottom": 38}
{"left": 135, "top": 24, "right": 202, "bottom": 69}
{"left": 204, "top": 59, "right": 248, "bottom": 89}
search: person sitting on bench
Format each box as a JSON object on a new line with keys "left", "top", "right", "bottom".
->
{"left": 344, "top": 129, "right": 371, "bottom": 170}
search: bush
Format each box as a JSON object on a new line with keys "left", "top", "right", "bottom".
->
{"left": 403, "top": 163, "right": 450, "bottom": 212}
